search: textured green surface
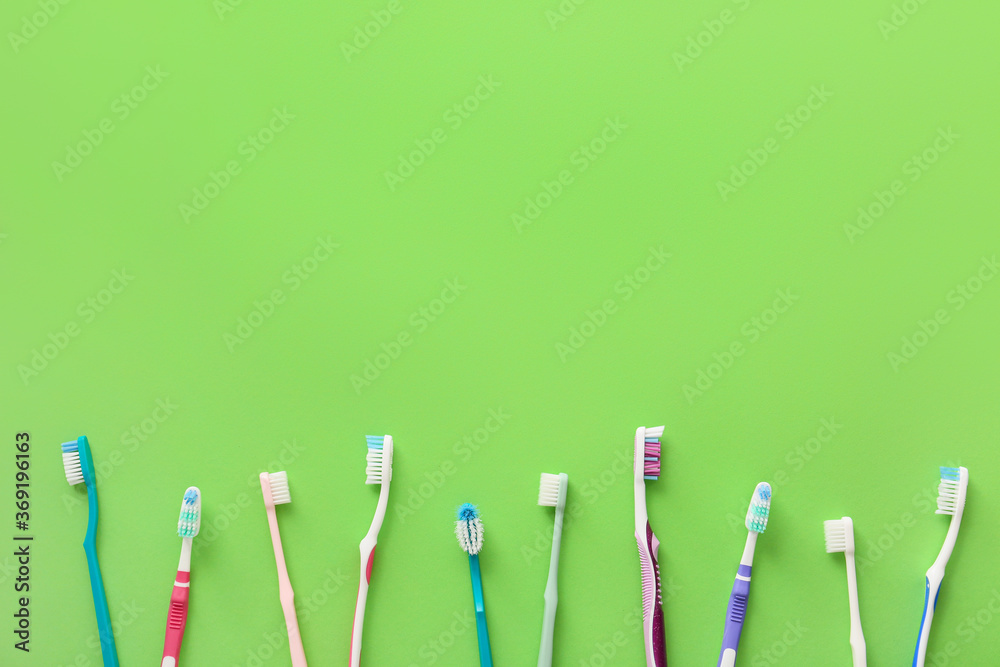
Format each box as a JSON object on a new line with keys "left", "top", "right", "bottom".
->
{"left": 2, "top": 1, "right": 999, "bottom": 665}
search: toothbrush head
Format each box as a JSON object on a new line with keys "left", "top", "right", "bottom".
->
{"left": 823, "top": 516, "right": 855, "bottom": 554}
{"left": 745, "top": 482, "right": 771, "bottom": 533}
{"left": 365, "top": 434, "right": 393, "bottom": 485}
{"left": 936, "top": 466, "right": 969, "bottom": 516}
{"left": 261, "top": 471, "right": 291, "bottom": 508}
{"left": 61, "top": 438, "right": 85, "bottom": 486}
{"left": 61, "top": 436, "right": 96, "bottom": 486}
{"left": 538, "top": 473, "right": 568, "bottom": 511}
{"left": 178, "top": 487, "right": 201, "bottom": 538}
{"left": 455, "top": 503, "right": 484, "bottom": 556}
{"left": 635, "top": 425, "right": 665, "bottom": 482}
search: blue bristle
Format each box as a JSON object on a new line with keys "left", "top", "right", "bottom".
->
{"left": 644, "top": 476, "right": 658, "bottom": 480}
{"left": 366, "top": 435, "right": 383, "bottom": 449}
{"left": 759, "top": 486, "right": 772, "bottom": 500}
{"left": 61, "top": 440, "right": 79, "bottom": 452}
{"left": 184, "top": 489, "right": 198, "bottom": 504}
{"left": 457, "top": 503, "right": 479, "bottom": 521}
{"left": 940, "top": 467, "right": 960, "bottom": 481}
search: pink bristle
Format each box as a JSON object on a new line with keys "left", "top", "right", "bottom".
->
{"left": 644, "top": 439, "right": 661, "bottom": 477}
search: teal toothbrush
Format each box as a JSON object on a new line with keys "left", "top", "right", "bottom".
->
{"left": 456, "top": 503, "right": 492, "bottom": 667}
{"left": 62, "top": 436, "right": 120, "bottom": 667}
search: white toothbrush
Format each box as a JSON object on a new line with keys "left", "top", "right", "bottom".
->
{"left": 913, "top": 466, "right": 969, "bottom": 667}
{"left": 824, "top": 517, "right": 866, "bottom": 667}
{"left": 536, "top": 472, "right": 568, "bottom": 667}
{"left": 350, "top": 434, "right": 393, "bottom": 667}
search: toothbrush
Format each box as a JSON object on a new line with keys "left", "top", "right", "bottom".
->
{"left": 717, "top": 482, "right": 771, "bottom": 667}
{"left": 913, "top": 466, "right": 969, "bottom": 667}
{"left": 824, "top": 517, "right": 866, "bottom": 667}
{"left": 537, "top": 472, "right": 568, "bottom": 667}
{"left": 161, "top": 487, "right": 201, "bottom": 667}
{"left": 633, "top": 425, "right": 666, "bottom": 667}
{"left": 350, "top": 435, "right": 394, "bottom": 667}
{"left": 456, "top": 503, "right": 493, "bottom": 667}
{"left": 260, "top": 471, "right": 308, "bottom": 667}
{"left": 61, "top": 436, "right": 120, "bottom": 667}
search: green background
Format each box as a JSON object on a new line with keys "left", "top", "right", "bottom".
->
{"left": 2, "top": 0, "right": 998, "bottom": 665}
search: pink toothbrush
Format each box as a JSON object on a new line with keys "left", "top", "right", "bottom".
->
{"left": 260, "top": 471, "right": 308, "bottom": 667}
{"left": 161, "top": 487, "right": 200, "bottom": 667}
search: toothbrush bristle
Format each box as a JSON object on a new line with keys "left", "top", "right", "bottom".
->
{"left": 178, "top": 487, "right": 201, "bottom": 538}
{"left": 61, "top": 439, "right": 84, "bottom": 486}
{"left": 745, "top": 482, "right": 771, "bottom": 533}
{"left": 268, "top": 471, "right": 291, "bottom": 505}
{"left": 538, "top": 473, "right": 562, "bottom": 507}
{"left": 365, "top": 434, "right": 392, "bottom": 485}
{"left": 936, "top": 466, "right": 966, "bottom": 515}
{"left": 823, "top": 519, "right": 848, "bottom": 553}
{"left": 455, "top": 503, "right": 484, "bottom": 555}
{"left": 642, "top": 425, "right": 665, "bottom": 480}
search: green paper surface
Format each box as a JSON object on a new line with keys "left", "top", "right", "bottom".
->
{"left": 2, "top": 1, "right": 999, "bottom": 665}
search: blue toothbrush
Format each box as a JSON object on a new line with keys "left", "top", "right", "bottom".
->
{"left": 62, "top": 436, "right": 120, "bottom": 667}
{"left": 456, "top": 503, "right": 492, "bottom": 667}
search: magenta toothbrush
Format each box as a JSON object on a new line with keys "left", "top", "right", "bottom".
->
{"left": 633, "top": 425, "right": 666, "bottom": 667}
{"left": 161, "top": 487, "right": 200, "bottom": 667}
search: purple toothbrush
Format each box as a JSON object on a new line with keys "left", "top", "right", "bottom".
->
{"left": 717, "top": 482, "right": 771, "bottom": 667}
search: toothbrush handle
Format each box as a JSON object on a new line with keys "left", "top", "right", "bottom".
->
{"left": 845, "top": 555, "right": 866, "bottom": 667}
{"left": 469, "top": 554, "right": 493, "bottom": 667}
{"left": 350, "top": 540, "right": 376, "bottom": 667}
{"left": 83, "top": 487, "right": 119, "bottom": 667}
{"left": 537, "top": 585, "right": 556, "bottom": 667}
{"left": 264, "top": 505, "right": 308, "bottom": 667}
{"left": 635, "top": 522, "right": 666, "bottom": 667}
{"left": 279, "top": 574, "right": 308, "bottom": 667}
{"left": 161, "top": 571, "right": 189, "bottom": 667}
{"left": 717, "top": 565, "right": 751, "bottom": 667}
{"left": 537, "top": 506, "right": 564, "bottom": 667}
{"left": 913, "top": 573, "right": 943, "bottom": 667}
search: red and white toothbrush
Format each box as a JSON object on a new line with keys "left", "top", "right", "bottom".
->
{"left": 162, "top": 487, "right": 200, "bottom": 667}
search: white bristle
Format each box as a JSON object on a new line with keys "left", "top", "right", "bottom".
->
{"left": 936, "top": 467, "right": 967, "bottom": 516}
{"left": 824, "top": 518, "right": 850, "bottom": 553}
{"left": 456, "top": 516, "right": 484, "bottom": 555}
{"left": 644, "top": 425, "right": 665, "bottom": 438}
{"left": 365, "top": 435, "right": 393, "bottom": 485}
{"left": 62, "top": 451, "right": 84, "bottom": 486}
{"left": 268, "top": 471, "right": 291, "bottom": 505}
{"left": 538, "top": 473, "right": 561, "bottom": 506}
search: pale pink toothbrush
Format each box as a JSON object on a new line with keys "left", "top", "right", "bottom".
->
{"left": 260, "top": 471, "right": 308, "bottom": 667}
